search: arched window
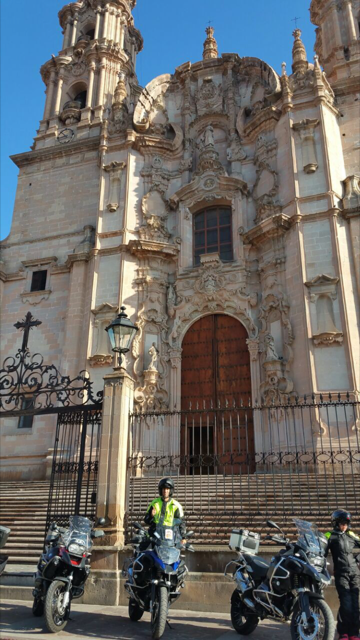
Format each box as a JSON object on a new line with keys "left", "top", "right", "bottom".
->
{"left": 194, "top": 206, "right": 233, "bottom": 266}
{"left": 86, "top": 28, "right": 95, "bottom": 40}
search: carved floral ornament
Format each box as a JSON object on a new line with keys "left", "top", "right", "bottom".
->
{"left": 168, "top": 255, "right": 258, "bottom": 351}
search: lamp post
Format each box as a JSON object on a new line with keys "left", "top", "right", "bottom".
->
{"left": 105, "top": 306, "right": 138, "bottom": 369}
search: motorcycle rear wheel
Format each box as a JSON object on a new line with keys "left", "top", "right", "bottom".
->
{"left": 231, "top": 589, "right": 259, "bottom": 635}
{"left": 151, "top": 585, "right": 168, "bottom": 640}
{"left": 129, "top": 598, "right": 144, "bottom": 622}
{"left": 44, "top": 580, "right": 69, "bottom": 633}
{"left": 290, "top": 597, "right": 335, "bottom": 640}
{"left": 32, "top": 597, "right": 44, "bottom": 617}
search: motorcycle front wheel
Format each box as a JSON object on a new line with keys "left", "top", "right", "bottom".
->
{"left": 129, "top": 597, "right": 144, "bottom": 622}
{"left": 151, "top": 585, "right": 168, "bottom": 640}
{"left": 290, "top": 597, "right": 335, "bottom": 640}
{"left": 231, "top": 589, "right": 259, "bottom": 635}
{"left": 32, "top": 597, "right": 44, "bottom": 617}
{"left": 44, "top": 580, "right": 69, "bottom": 633}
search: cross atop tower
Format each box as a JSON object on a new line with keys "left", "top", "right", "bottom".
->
{"left": 292, "top": 16, "right": 301, "bottom": 29}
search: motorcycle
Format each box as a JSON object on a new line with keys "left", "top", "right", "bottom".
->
{"left": 0, "top": 525, "right": 11, "bottom": 576}
{"left": 32, "top": 515, "right": 105, "bottom": 633}
{"left": 225, "top": 518, "right": 335, "bottom": 639}
{"left": 123, "top": 520, "right": 194, "bottom": 640}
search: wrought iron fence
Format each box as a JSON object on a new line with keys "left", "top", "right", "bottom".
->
{"left": 126, "top": 396, "right": 360, "bottom": 543}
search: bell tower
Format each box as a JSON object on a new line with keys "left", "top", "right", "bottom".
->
{"left": 36, "top": 0, "right": 143, "bottom": 145}
{"left": 310, "top": 0, "right": 359, "bottom": 89}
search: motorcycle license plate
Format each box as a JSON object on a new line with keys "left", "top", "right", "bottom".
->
{"left": 165, "top": 529, "right": 173, "bottom": 540}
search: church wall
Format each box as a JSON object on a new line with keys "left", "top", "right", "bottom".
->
{"left": 7, "top": 154, "right": 99, "bottom": 243}
{"left": 322, "top": 106, "right": 346, "bottom": 194}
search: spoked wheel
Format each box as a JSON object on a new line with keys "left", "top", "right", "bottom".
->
{"left": 151, "top": 585, "right": 169, "bottom": 640}
{"left": 290, "top": 597, "right": 335, "bottom": 640}
{"left": 230, "top": 589, "right": 259, "bottom": 635}
{"left": 32, "top": 597, "right": 44, "bottom": 617}
{"left": 44, "top": 580, "right": 70, "bottom": 633}
{"left": 129, "top": 598, "right": 144, "bottom": 622}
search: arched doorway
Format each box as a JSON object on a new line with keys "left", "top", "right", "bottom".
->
{"left": 181, "top": 314, "right": 254, "bottom": 473}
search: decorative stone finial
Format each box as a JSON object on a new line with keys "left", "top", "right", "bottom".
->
{"left": 292, "top": 28, "right": 308, "bottom": 74}
{"left": 114, "top": 72, "right": 127, "bottom": 105}
{"left": 281, "top": 62, "right": 287, "bottom": 76}
{"left": 203, "top": 26, "right": 218, "bottom": 60}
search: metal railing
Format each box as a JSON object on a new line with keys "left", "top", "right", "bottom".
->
{"left": 126, "top": 395, "right": 360, "bottom": 543}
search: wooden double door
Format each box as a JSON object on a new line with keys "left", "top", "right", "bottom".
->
{"left": 181, "top": 315, "right": 254, "bottom": 472}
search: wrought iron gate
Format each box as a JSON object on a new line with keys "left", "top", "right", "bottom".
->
{"left": 45, "top": 407, "right": 102, "bottom": 531}
{"left": 0, "top": 312, "right": 103, "bottom": 539}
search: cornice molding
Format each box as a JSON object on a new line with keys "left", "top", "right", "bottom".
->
{"left": 11, "top": 137, "right": 100, "bottom": 168}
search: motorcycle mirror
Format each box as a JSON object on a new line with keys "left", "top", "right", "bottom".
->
{"left": 133, "top": 522, "right": 142, "bottom": 531}
{"left": 50, "top": 522, "right": 57, "bottom": 531}
{"left": 92, "top": 530, "right": 105, "bottom": 538}
{"left": 186, "top": 531, "right": 194, "bottom": 538}
{"left": 154, "top": 532, "right": 161, "bottom": 539}
{"left": 186, "top": 544, "right": 195, "bottom": 552}
{"left": 267, "top": 520, "right": 281, "bottom": 531}
{"left": 97, "top": 517, "right": 106, "bottom": 526}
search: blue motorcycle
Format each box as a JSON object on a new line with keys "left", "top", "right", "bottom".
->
{"left": 124, "top": 521, "right": 194, "bottom": 639}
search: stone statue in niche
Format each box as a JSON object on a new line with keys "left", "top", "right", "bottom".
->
{"left": 147, "top": 343, "right": 160, "bottom": 372}
{"left": 264, "top": 333, "right": 281, "bottom": 362}
{"left": 167, "top": 284, "right": 176, "bottom": 318}
{"left": 204, "top": 124, "right": 215, "bottom": 147}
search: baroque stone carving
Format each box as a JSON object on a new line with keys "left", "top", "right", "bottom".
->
{"left": 89, "top": 302, "right": 118, "bottom": 367}
{"left": 103, "top": 161, "right": 126, "bottom": 212}
{"left": 195, "top": 78, "right": 223, "bottom": 117}
{"left": 134, "top": 343, "right": 168, "bottom": 412}
{"left": 167, "top": 284, "right": 176, "bottom": 318}
{"left": 343, "top": 175, "right": 360, "bottom": 213}
{"left": 293, "top": 119, "right": 319, "bottom": 174}
{"left": 169, "top": 255, "right": 257, "bottom": 349}
{"left": 305, "top": 274, "right": 343, "bottom": 346}
{"left": 139, "top": 189, "right": 171, "bottom": 241}
{"left": 108, "top": 73, "right": 130, "bottom": 135}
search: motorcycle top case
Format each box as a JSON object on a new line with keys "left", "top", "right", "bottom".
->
{"left": 229, "top": 529, "right": 260, "bottom": 554}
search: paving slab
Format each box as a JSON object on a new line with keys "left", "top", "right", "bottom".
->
{"left": 0, "top": 599, "right": 291, "bottom": 640}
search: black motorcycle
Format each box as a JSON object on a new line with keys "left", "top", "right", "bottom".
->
{"left": 32, "top": 515, "right": 104, "bottom": 633}
{"left": 225, "top": 519, "right": 335, "bottom": 639}
{"left": 123, "top": 520, "right": 194, "bottom": 639}
{"left": 0, "top": 525, "right": 11, "bottom": 576}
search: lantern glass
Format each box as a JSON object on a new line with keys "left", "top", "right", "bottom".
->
{"left": 105, "top": 307, "right": 138, "bottom": 362}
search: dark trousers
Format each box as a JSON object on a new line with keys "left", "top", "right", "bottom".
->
{"left": 335, "top": 573, "right": 360, "bottom": 636}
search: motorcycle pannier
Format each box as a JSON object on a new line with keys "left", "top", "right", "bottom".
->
{"left": 229, "top": 529, "right": 260, "bottom": 554}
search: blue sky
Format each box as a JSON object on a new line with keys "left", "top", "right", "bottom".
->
{"left": 0, "top": 0, "right": 315, "bottom": 241}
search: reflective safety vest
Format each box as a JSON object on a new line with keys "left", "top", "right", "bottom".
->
{"left": 146, "top": 497, "right": 184, "bottom": 527}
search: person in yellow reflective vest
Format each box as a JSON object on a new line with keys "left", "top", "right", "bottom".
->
{"left": 144, "top": 477, "right": 187, "bottom": 544}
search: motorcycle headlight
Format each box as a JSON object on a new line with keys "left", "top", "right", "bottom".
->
{"left": 68, "top": 543, "right": 85, "bottom": 557}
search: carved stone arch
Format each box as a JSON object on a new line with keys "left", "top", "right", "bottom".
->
{"left": 133, "top": 74, "right": 172, "bottom": 132}
{"left": 179, "top": 310, "right": 251, "bottom": 349}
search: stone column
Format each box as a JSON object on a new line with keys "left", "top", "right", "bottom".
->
{"left": 344, "top": 0, "right": 357, "bottom": 42}
{"left": 54, "top": 70, "right": 65, "bottom": 116}
{"left": 86, "top": 62, "right": 96, "bottom": 108}
{"left": 119, "top": 20, "right": 125, "bottom": 49}
{"left": 94, "top": 9, "right": 101, "bottom": 40}
{"left": 102, "top": 8, "right": 109, "bottom": 38}
{"left": 43, "top": 69, "right": 56, "bottom": 121}
{"left": 63, "top": 20, "right": 72, "bottom": 48}
{"left": 246, "top": 337, "right": 262, "bottom": 454}
{"left": 96, "top": 369, "right": 134, "bottom": 547}
{"left": 332, "top": 4, "right": 342, "bottom": 47}
{"left": 97, "top": 57, "right": 107, "bottom": 107}
{"left": 115, "top": 13, "right": 121, "bottom": 42}
{"left": 70, "top": 14, "right": 78, "bottom": 46}
{"left": 61, "top": 253, "right": 91, "bottom": 378}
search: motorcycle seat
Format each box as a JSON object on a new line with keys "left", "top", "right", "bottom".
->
{"left": 244, "top": 555, "right": 270, "bottom": 579}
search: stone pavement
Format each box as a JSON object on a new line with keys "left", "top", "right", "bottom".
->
{"left": 0, "top": 599, "right": 291, "bottom": 640}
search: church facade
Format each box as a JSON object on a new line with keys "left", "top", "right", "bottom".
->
{"left": 1, "top": 0, "right": 359, "bottom": 480}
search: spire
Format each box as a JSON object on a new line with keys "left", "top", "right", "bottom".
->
{"left": 203, "top": 26, "right": 218, "bottom": 60}
{"left": 114, "top": 72, "right": 128, "bottom": 106}
{"left": 292, "top": 28, "right": 308, "bottom": 74}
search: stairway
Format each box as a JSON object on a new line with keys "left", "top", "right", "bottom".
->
{"left": 127, "top": 473, "right": 360, "bottom": 543}
{"left": 0, "top": 473, "right": 359, "bottom": 564}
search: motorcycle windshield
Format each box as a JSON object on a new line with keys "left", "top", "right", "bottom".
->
{"left": 153, "top": 523, "right": 181, "bottom": 548}
{"left": 293, "top": 519, "right": 324, "bottom": 556}
{"left": 62, "top": 516, "right": 92, "bottom": 551}
{"left": 156, "top": 545, "right": 180, "bottom": 565}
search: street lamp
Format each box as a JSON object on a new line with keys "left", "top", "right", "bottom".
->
{"left": 105, "top": 306, "right": 138, "bottom": 368}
